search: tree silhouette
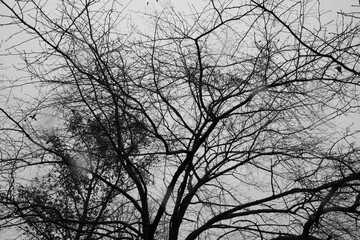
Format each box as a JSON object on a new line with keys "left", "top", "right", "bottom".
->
{"left": 0, "top": 0, "right": 359, "bottom": 240}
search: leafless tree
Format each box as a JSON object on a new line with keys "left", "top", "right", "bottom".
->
{"left": 0, "top": 0, "right": 360, "bottom": 240}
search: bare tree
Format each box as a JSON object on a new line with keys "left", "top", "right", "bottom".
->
{"left": 0, "top": 0, "right": 360, "bottom": 240}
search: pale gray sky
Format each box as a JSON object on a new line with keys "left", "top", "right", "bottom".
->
{"left": 0, "top": 1, "right": 359, "bottom": 239}
{"left": 0, "top": 0, "right": 358, "bottom": 136}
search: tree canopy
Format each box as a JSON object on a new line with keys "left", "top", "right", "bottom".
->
{"left": 0, "top": 0, "right": 360, "bottom": 240}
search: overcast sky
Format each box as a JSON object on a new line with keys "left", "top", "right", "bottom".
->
{"left": 0, "top": 1, "right": 358, "bottom": 238}
{"left": 0, "top": 0, "right": 358, "bottom": 139}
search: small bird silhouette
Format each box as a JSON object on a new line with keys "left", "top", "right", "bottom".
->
{"left": 335, "top": 66, "right": 342, "bottom": 73}
{"left": 29, "top": 114, "right": 37, "bottom": 120}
